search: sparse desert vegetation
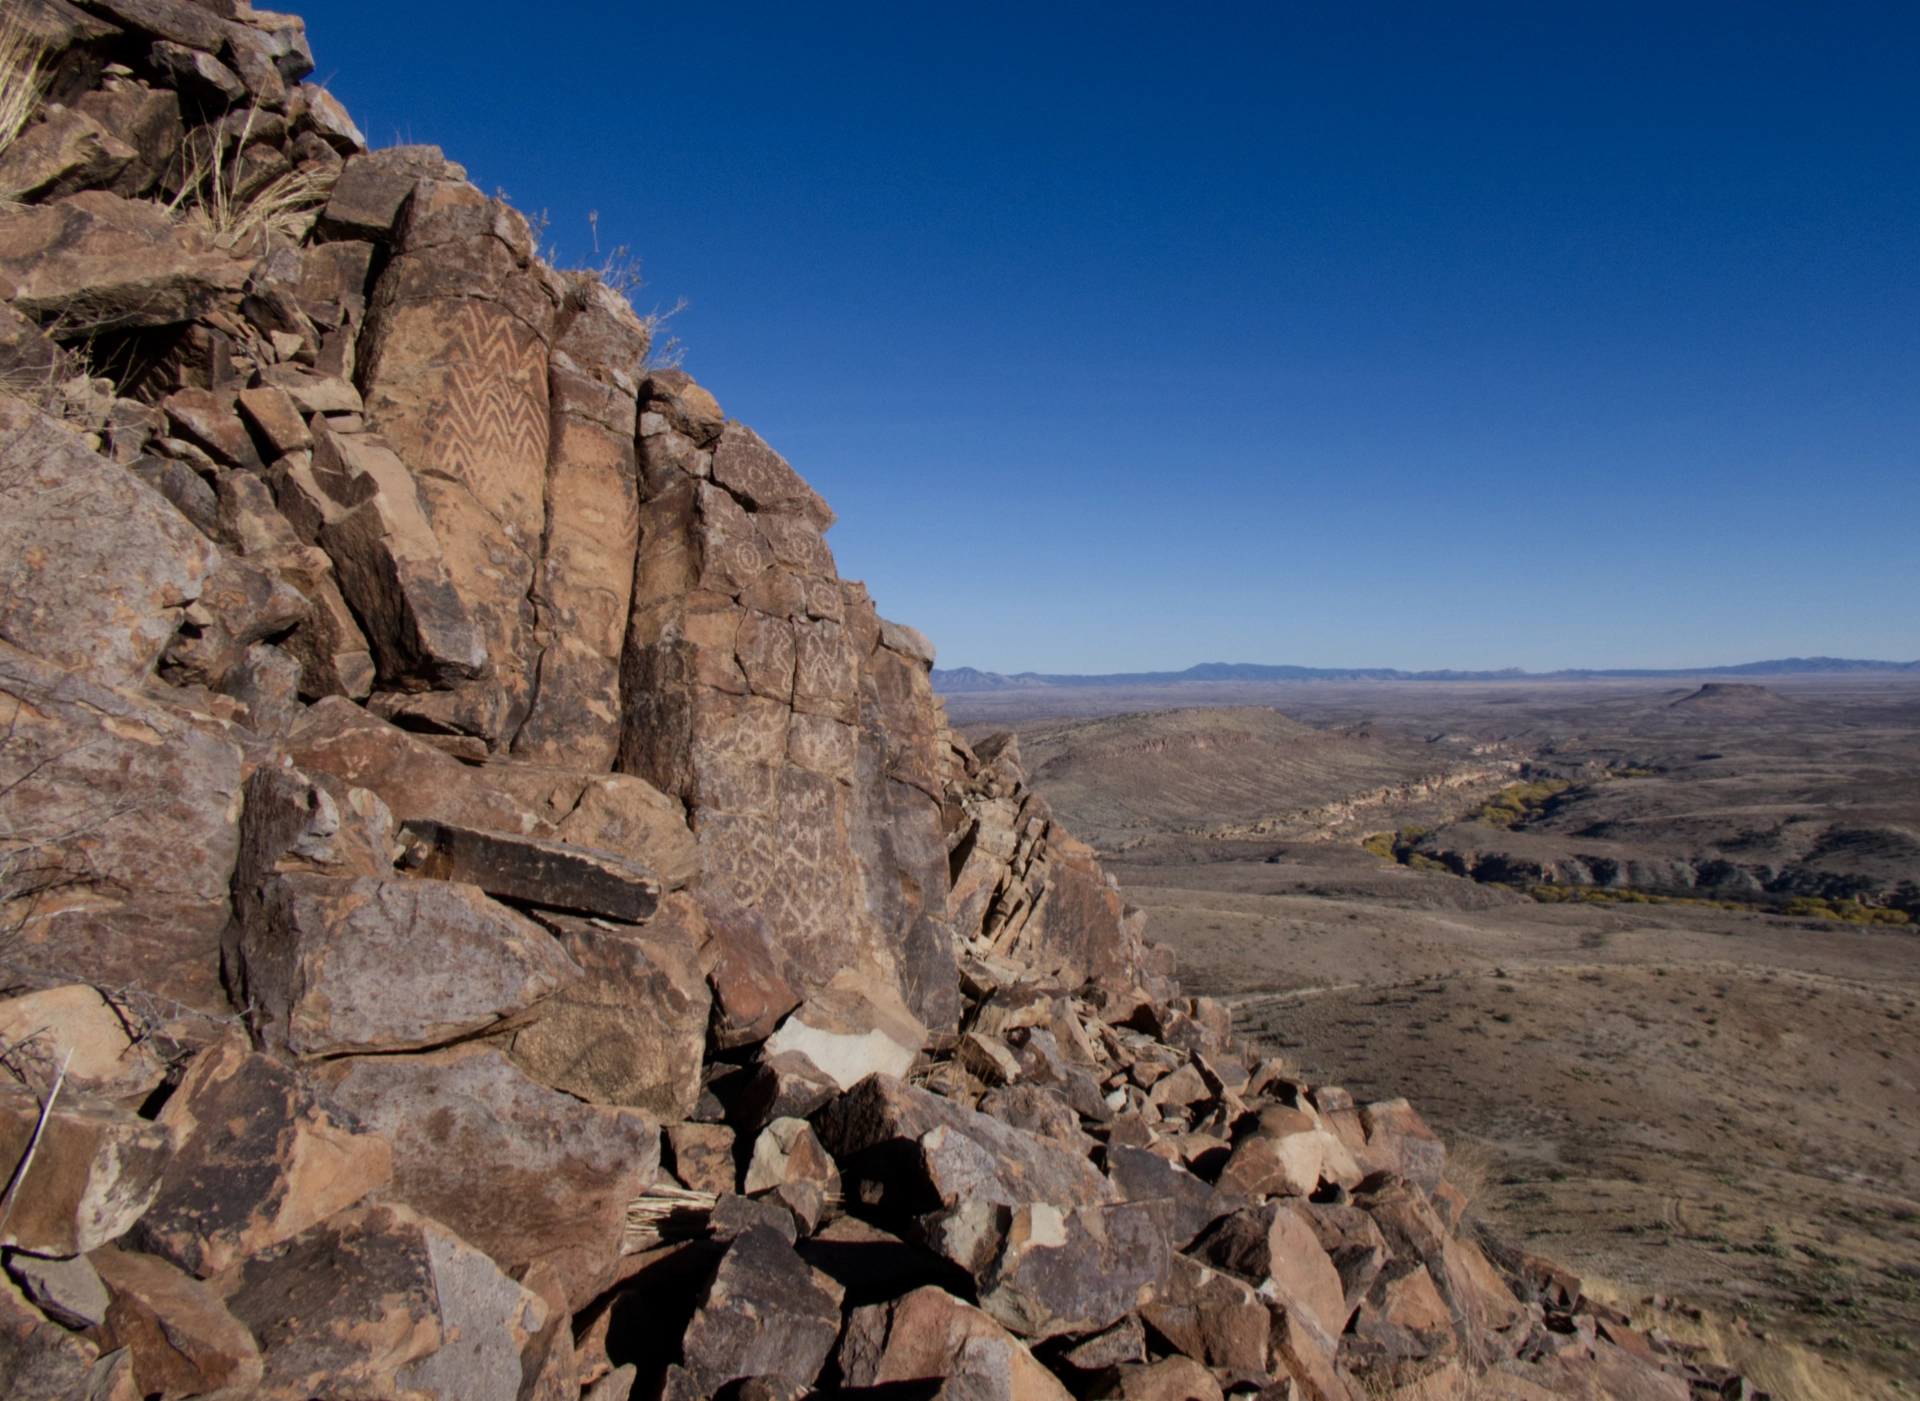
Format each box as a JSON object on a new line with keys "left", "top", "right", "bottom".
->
{"left": 952, "top": 673, "right": 1920, "bottom": 1391}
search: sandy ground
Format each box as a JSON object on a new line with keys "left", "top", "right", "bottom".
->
{"left": 1116, "top": 849, "right": 1920, "bottom": 1390}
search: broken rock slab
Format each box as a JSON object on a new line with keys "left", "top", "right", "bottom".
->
{"left": 0, "top": 1081, "right": 171, "bottom": 1257}
{"left": 0, "top": 191, "right": 250, "bottom": 333}
{"left": 838, "top": 1284, "right": 1073, "bottom": 1401}
{"left": 130, "top": 1036, "right": 392, "bottom": 1278}
{"left": 0, "top": 1272, "right": 100, "bottom": 1401}
{"left": 216, "top": 1201, "right": 546, "bottom": 1401}
{"left": 312, "top": 1045, "right": 660, "bottom": 1309}
{"left": 814, "top": 1073, "right": 1115, "bottom": 1221}
{"left": 0, "top": 985, "right": 165, "bottom": 1102}
{"left": 760, "top": 970, "right": 928, "bottom": 1092}
{"left": 506, "top": 910, "right": 708, "bottom": 1120}
{"left": 6, "top": 1251, "right": 109, "bottom": 1330}
{"left": 0, "top": 640, "right": 242, "bottom": 1014}
{"left": 976, "top": 1200, "right": 1172, "bottom": 1341}
{"left": 89, "top": 1247, "right": 262, "bottom": 1400}
{"left": 240, "top": 872, "right": 579, "bottom": 1058}
{"left": 400, "top": 818, "right": 662, "bottom": 922}
{"left": 0, "top": 394, "right": 215, "bottom": 686}
{"left": 674, "top": 1223, "right": 843, "bottom": 1397}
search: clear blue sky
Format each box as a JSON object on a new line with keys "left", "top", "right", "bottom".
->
{"left": 298, "top": 1, "right": 1919, "bottom": 673}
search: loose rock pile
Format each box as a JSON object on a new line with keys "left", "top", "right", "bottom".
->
{"left": 0, "top": 3, "right": 1764, "bottom": 1398}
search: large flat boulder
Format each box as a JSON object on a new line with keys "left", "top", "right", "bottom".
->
{"left": 239, "top": 872, "right": 579, "bottom": 1057}
{"left": 0, "top": 1081, "right": 170, "bottom": 1256}
{"left": 399, "top": 819, "right": 661, "bottom": 922}
{"left": 0, "top": 395, "right": 215, "bottom": 686}
{"left": 814, "top": 1073, "right": 1115, "bottom": 1220}
{"left": 130, "top": 1037, "right": 392, "bottom": 1277}
{"left": 975, "top": 1200, "right": 1171, "bottom": 1340}
{"left": 839, "top": 1285, "right": 1072, "bottom": 1401}
{"left": 312, "top": 1045, "right": 659, "bottom": 1308}
{"left": 507, "top": 910, "right": 709, "bottom": 1119}
{"left": 0, "top": 642, "right": 242, "bottom": 1011}
{"left": 673, "top": 1223, "right": 843, "bottom": 1397}
{"left": 0, "top": 191, "right": 250, "bottom": 333}
{"left": 216, "top": 1201, "right": 548, "bottom": 1401}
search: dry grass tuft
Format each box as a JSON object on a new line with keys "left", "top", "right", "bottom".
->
{"left": 1442, "top": 1133, "right": 1497, "bottom": 1209}
{"left": 0, "top": 10, "right": 47, "bottom": 162}
{"left": 169, "top": 110, "right": 336, "bottom": 244}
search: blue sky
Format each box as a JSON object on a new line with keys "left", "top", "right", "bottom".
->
{"left": 298, "top": 1, "right": 1920, "bottom": 673}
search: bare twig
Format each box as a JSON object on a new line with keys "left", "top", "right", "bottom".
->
{"left": 0, "top": 1047, "right": 70, "bottom": 1237}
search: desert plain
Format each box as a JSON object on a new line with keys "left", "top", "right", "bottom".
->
{"left": 947, "top": 673, "right": 1920, "bottom": 1394}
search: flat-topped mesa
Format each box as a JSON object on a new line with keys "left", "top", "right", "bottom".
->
{"left": 0, "top": 8, "right": 1764, "bottom": 1401}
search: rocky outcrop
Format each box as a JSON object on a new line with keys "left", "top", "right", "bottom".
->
{"left": 0, "top": 9, "right": 1762, "bottom": 1401}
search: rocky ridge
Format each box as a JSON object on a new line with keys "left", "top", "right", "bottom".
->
{"left": 0, "top": 4, "right": 1763, "bottom": 1399}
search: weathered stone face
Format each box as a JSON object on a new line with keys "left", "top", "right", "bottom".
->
{"left": 238, "top": 873, "right": 579, "bottom": 1057}
{"left": 0, "top": 191, "right": 250, "bottom": 333}
{"left": 507, "top": 911, "right": 709, "bottom": 1120}
{"left": 0, "top": 1081, "right": 171, "bottom": 1257}
{"left": 618, "top": 376, "right": 960, "bottom": 1034}
{"left": 0, "top": 397, "right": 216, "bottom": 687}
{"left": 216, "top": 1202, "right": 546, "bottom": 1401}
{"left": 0, "top": 641, "right": 242, "bottom": 1012}
{"left": 312, "top": 1045, "right": 660, "bottom": 1309}
{"left": 89, "top": 1247, "right": 264, "bottom": 1399}
{"left": 357, "top": 179, "right": 555, "bottom": 744}
{"left": 131, "top": 1037, "right": 391, "bottom": 1278}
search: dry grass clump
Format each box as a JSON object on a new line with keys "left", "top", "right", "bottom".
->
{"left": 0, "top": 9, "right": 48, "bottom": 161}
{"left": 169, "top": 110, "right": 336, "bottom": 245}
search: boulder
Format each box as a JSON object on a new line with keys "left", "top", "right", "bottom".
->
{"left": 838, "top": 1285, "right": 1073, "bottom": 1401}
{"left": 555, "top": 773, "right": 700, "bottom": 890}
{"left": 674, "top": 1223, "right": 843, "bottom": 1396}
{"left": 507, "top": 912, "right": 708, "bottom": 1119}
{"left": 1217, "top": 1107, "right": 1325, "bottom": 1200}
{"left": 320, "top": 145, "right": 462, "bottom": 240}
{"left": 0, "top": 1273, "right": 99, "bottom": 1401}
{"left": 6, "top": 1251, "right": 109, "bottom": 1330}
{"left": 216, "top": 1201, "right": 547, "bottom": 1401}
{"left": 0, "top": 1081, "right": 170, "bottom": 1256}
{"left": 239, "top": 872, "right": 579, "bottom": 1058}
{"left": 286, "top": 696, "right": 542, "bottom": 833}
{"left": 1105, "top": 1143, "right": 1241, "bottom": 1249}
{"left": 1358, "top": 1101, "right": 1446, "bottom": 1196}
{"left": 1268, "top": 1303, "right": 1353, "bottom": 1401}
{"left": 1139, "top": 1251, "right": 1271, "bottom": 1375}
{"left": 976, "top": 1200, "right": 1171, "bottom": 1340}
{"left": 1345, "top": 1261, "right": 1457, "bottom": 1386}
{"left": 0, "top": 191, "right": 250, "bottom": 333}
{"left": 1297, "top": 1203, "right": 1388, "bottom": 1317}
{"left": 0, "top": 985, "right": 164, "bottom": 1102}
{"left": 814, "top": 1074, "right": 1115, "bottom": 1220}
{"left": 1195, "top": 1203, "right": 1350, "bottom": 1341}
{"left": 308, "top": 421, "right": 488, "bottom": 687}
{"left": 160, "top": 389, "right": 263, "bottom": 472}
{"left": 665, "top": 1122, "right": 737, "bottom": 1196}
{"left": 130, "top": 1037, "right": 392, "bottom": 1277}
{"left": 729, "top": 1049, "right": 841, "bottom": 1134}
{"left": 1084, "top": 1356, "right": 1225, "bottom": 1401}
{"left": 742, "top": 1116, "right": 840, "bottom": 1203}
{"left": 0, "top": 394, "right": 215, "bottom": 686}
{"left": 0, "top": 105, "right": 135, "bottom": 203}
{"left": 312, "top": 1045, "right": 660, "bottom": 1308}
{"left": 0, "top": 641, "right": 242, "bottom": 1012}
{"left": 89, "top": 1247, "right": 262, "bottom": 1399}
{"left": 399, "top": 818, "right": 662, "bottom": 922}
{"left": 515, "top": 275, "right": 645, "bottom": 769}
{"left": 691, "top": 889, "right": 802, "bottom": 1049}
{"left": 761, "top": 970, "right": 928, "bottom": 1092}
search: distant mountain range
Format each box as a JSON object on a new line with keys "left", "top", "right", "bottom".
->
{"left": 931, "top": 657, "right": 1920, "bottom": 692}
